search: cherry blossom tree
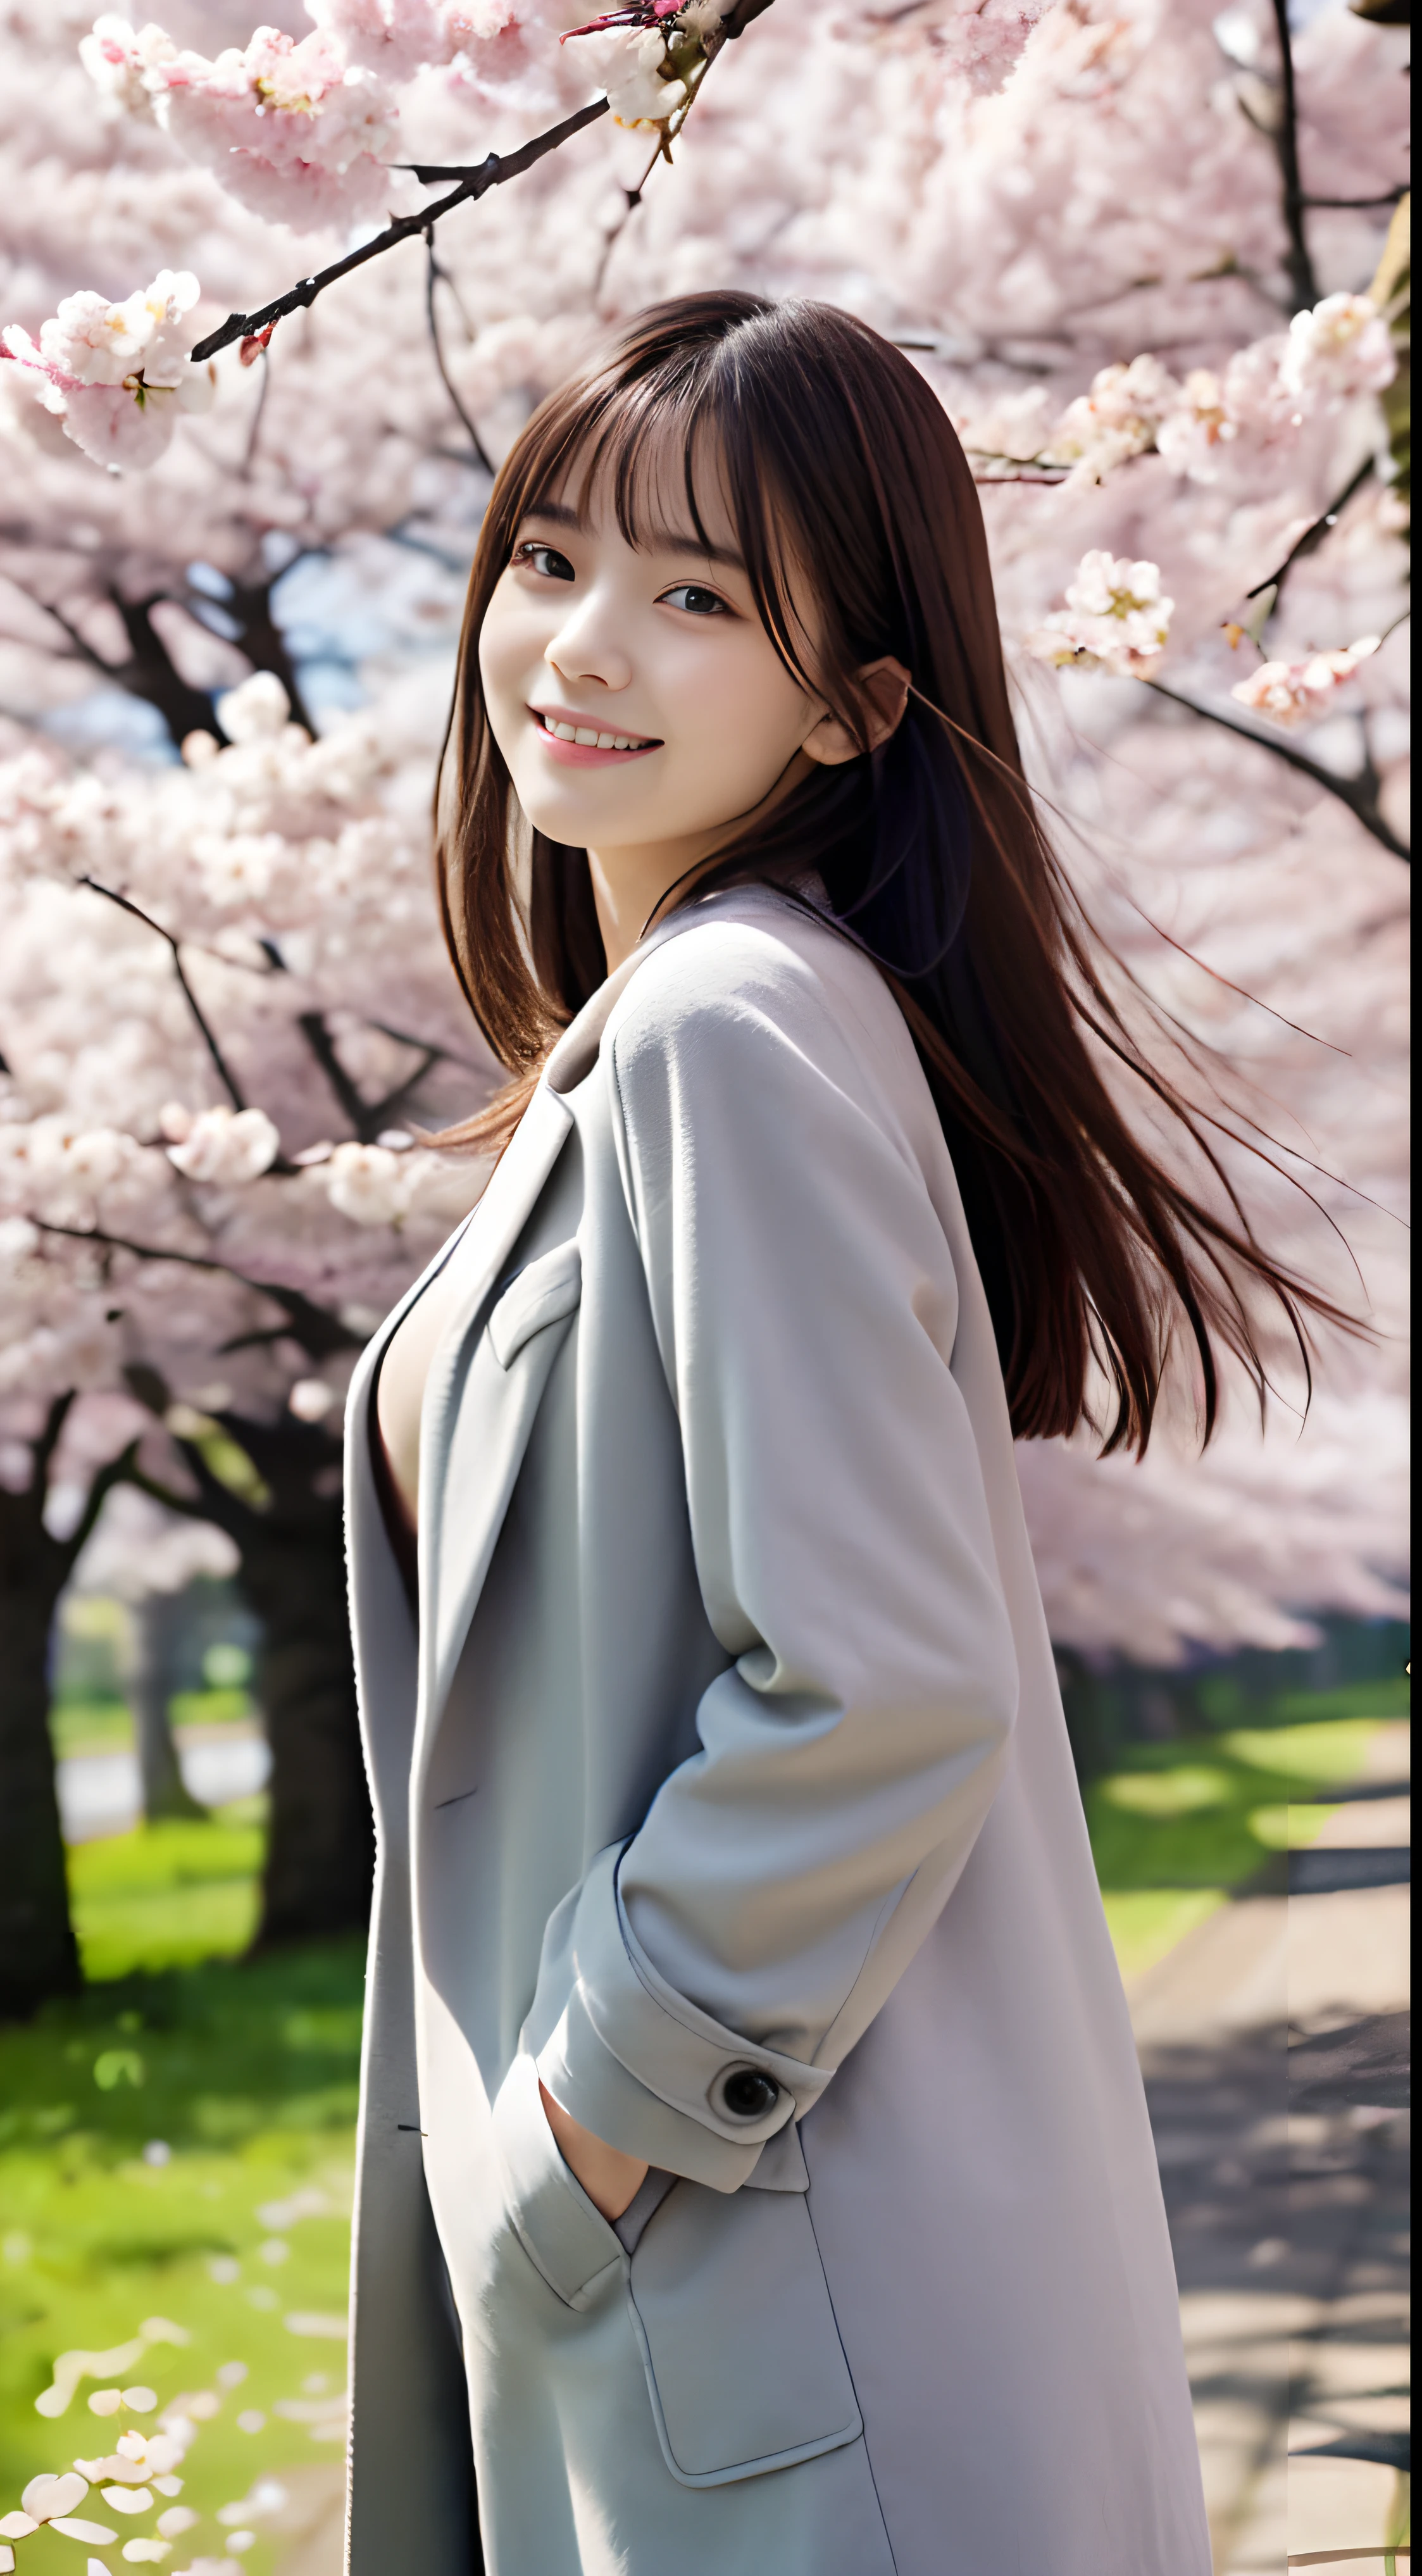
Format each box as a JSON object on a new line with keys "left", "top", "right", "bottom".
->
{"left": 0, "top": 0, "right": 1409, "bottom": 2002}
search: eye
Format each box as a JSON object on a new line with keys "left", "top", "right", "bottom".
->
{"left": 513, "top": 541, "right": 575, "bottom": 582}
{"left": 658, "top": 582, "right": 731, "bottom": 617}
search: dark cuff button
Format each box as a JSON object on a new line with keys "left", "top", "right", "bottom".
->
{"left": 712, "top": 2065, "right": 780, "bottom": 2122}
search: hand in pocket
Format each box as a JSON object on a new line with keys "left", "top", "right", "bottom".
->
{"left": 539, "top": 2080, "right": 649, "bottom": 2221}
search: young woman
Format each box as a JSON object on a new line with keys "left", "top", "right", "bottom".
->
{"left": 343, "top": 291, "right": 1321, "bottom": 2575}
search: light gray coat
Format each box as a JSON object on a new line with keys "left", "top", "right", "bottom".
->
{"left": 342, "top": 889, "right": 1211, "bottom": 2576}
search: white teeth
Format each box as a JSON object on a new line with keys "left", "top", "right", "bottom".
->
{"left": 539, "top": 713, "right": 653, "bottom": 750}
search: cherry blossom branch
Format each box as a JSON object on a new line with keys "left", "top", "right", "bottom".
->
{"left": 1269, "top": 0, "right": 1321, "bottom": 313}
{"left": 190, "top": 97, "right": 614, "bottom": 366}
{"left": 77, "top": 875, "right": 252, "bottom": 1117}
{"left": 188, "top": 0, "right": 775, "bottom": 367}
{"left": 1142, "top": 677, "right": 1409, "bottom": 860}
{"left": 36, "top": 1219, "right": 361, "bottom": 1358}
{"left": 423, "top": 232, "right": 495, "bottom": 473}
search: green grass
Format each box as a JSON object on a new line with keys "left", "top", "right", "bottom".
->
{"left": 0, "top": 1941, "right": 363, "bottom": 2576}
{"left": 70, "top": 1820, "right": 266, "bottom": 1984}
{"left": 51, "top": 1690, "right": 257, "bottom": 1761}
{"left": 1194, "top": 1670, "right": 1412, "bottom": 1732}
{"left": 48, "top": 1699, "right": 134, "bottom": 1760}
{"left": 1089, "top": 1693, "right": 1408, "bottom": 1980}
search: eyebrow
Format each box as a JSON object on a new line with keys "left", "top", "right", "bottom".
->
{"left": 521, "top": 498, "right": 744, "bottom": 573}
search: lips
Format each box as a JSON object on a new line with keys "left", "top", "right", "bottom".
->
{"left": 530, "top": 706, "right": 661, "bottom": 766}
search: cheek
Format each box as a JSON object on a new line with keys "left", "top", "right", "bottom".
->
{"left": 677, "top": 632, "right": 812, "bottom": 782}
{"left": 477, "top": 580, "right": 532, "bottom": 710}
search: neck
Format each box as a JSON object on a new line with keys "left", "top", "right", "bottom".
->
{"left": 586, "top": 752, "right": 816, "bottom": 971}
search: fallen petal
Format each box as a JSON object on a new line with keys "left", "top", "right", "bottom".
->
{"left": 102, "top": 2485, "right": 155, "bottom": 2514}
{"left": 23, "top": 2469, "right": 90, "bottom": 2519}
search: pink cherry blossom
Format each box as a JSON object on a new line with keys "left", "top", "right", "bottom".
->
{"left": 1, "top": 271, "right": 213, "bottom": 470}
{"left": 80, "top": 18, "right": 401, "bottom": 231}
{"left": 166, "top": 1108, "right": 282, "bottom": 1185}
{"left": 1281, "top": 292, "right": 1398, "bottom": 402}
{"left": 308, "top": 0, "right": 523, "bottom": 80}
{"left": 1231, "top": 635, "right": 1381, "bottom": 728}
{"left": 1027, "top": 552, "right": 1175, "bottom": 678}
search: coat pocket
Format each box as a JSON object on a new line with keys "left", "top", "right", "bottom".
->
{"left": 490, "top": 2051, "right": 623, "bottom": 2311}
{"left": 625, "top": 2173, "right": 863, "bottom": 2487}
{"left": 487, "top": 1239, "right": 582, "bottom": 1369}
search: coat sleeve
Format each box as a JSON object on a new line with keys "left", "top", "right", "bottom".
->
{"left": 530, "top": 928, "right": 1019, "bottom": 2191}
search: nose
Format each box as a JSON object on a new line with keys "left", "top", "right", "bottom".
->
{"left": 544, "top": 582, "right": 633, "bottom": 696}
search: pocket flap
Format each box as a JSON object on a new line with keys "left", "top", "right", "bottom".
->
{"left": 487, "top": 1239, "right": 582, "bottom": 1370}
{"left": 627, "top": 2182, "right": 862, "bottom": 2487}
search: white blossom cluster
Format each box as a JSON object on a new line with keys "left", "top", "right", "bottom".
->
{"left": 0, "top": 0, "right": 1409, "bottom": 1654}
{"left": 0, "top": 672, "right": 483, "bottom": 1431}
{"left": 1, "top": 268, "right": 214, "bottom": 470}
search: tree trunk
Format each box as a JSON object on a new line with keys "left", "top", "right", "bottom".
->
{"left": 0, "top": 1461, "right": 83, "bottom": 2017}
{"left": 195, "top": 1413, "right": 373, "bottom": 1946}
{"left": 133, "top": 1404, "right": 375, "bottom": 1946}
{"left": 242, "top": 1506, "right": 373, "bottom": 1946}
{"left": 126, "top": 1591, "right": 207, "bottom": 1823}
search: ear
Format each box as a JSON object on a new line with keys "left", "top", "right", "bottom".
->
{"left": 802, "top": 657, "right": 911, "bottom": 768}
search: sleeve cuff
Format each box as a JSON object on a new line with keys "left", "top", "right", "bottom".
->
{"left": 525, "top": 1844, "right": 830, "bottom": 2194}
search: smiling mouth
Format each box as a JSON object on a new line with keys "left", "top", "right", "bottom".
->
{"left": 532, "top": 709, "right": 661, "bottom": 754}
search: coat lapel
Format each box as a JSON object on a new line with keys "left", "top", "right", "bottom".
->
{"left": 344, "top": 1206, "right": 481, "bottom": 1834}
{"left": 412, "top": 1081, "right": 575, "bottom": 1782}
{"left": 353, "top": 890, "right": 801, "bottom": 1834}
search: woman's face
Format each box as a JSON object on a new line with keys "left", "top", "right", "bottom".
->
{"left": 477, "top": 438, "right": 873, "bottom": 963}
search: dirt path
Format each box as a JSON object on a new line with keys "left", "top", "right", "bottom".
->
{"left": 1130, "top": 1720, "right": 1411, "bottom": 2572}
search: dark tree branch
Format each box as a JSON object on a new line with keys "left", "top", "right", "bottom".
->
{"left": 366, "top": 1017, "right": 482, "bottom": 1071}
{"left": 367, "top": 1049, "right": 444, "bottom": 1132}
{"left": 57, "top": 1439, "right": 141, "bottom": 1579}
{"left": 1269, "top": 0, "right": 1321, "bottom": 311}
{"left": 108, "top": 591, "right": 228, "bottom": 743}
{"left": 1302, "top": 189, "right": 1408, "bottom": 209}
{"left": 124, "top": 1447, "right": 254, "bottom": 1543}
{"left": 296, "top": 1010, "right": 372, "bottom": 1137}
{"left": 423, "top": 232, "right": 496, "bottom": 473}
{"left": 1245, "top": 454, "right": 1376, "bottom": 603}
{"left": 78, "top": 875, "right": 252, "bottom": 1116}
{"left": 593, "top": 137, "right": 664, "bottom": 302}
{"left": 191, "top": 98, "right": 613, "bottom": 366}
{"left": 1143, "top": 677, "right": 1409, "bottom": 860}
{"left": 37, "top": 1220, "right": 362, "bottom": 1358}
{"left": 29, "top": 1391, "right": 76, "bottom": 1499}
{"left": 220, "top": 573, "right": 319, "bottom": 736}
{"left": 296, "top": 1009, "right": 454, "bottom": 1140}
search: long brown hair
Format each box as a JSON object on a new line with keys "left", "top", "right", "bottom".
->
{"left": 435, "top": 289, "right": 1343, "bottom": 1455}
